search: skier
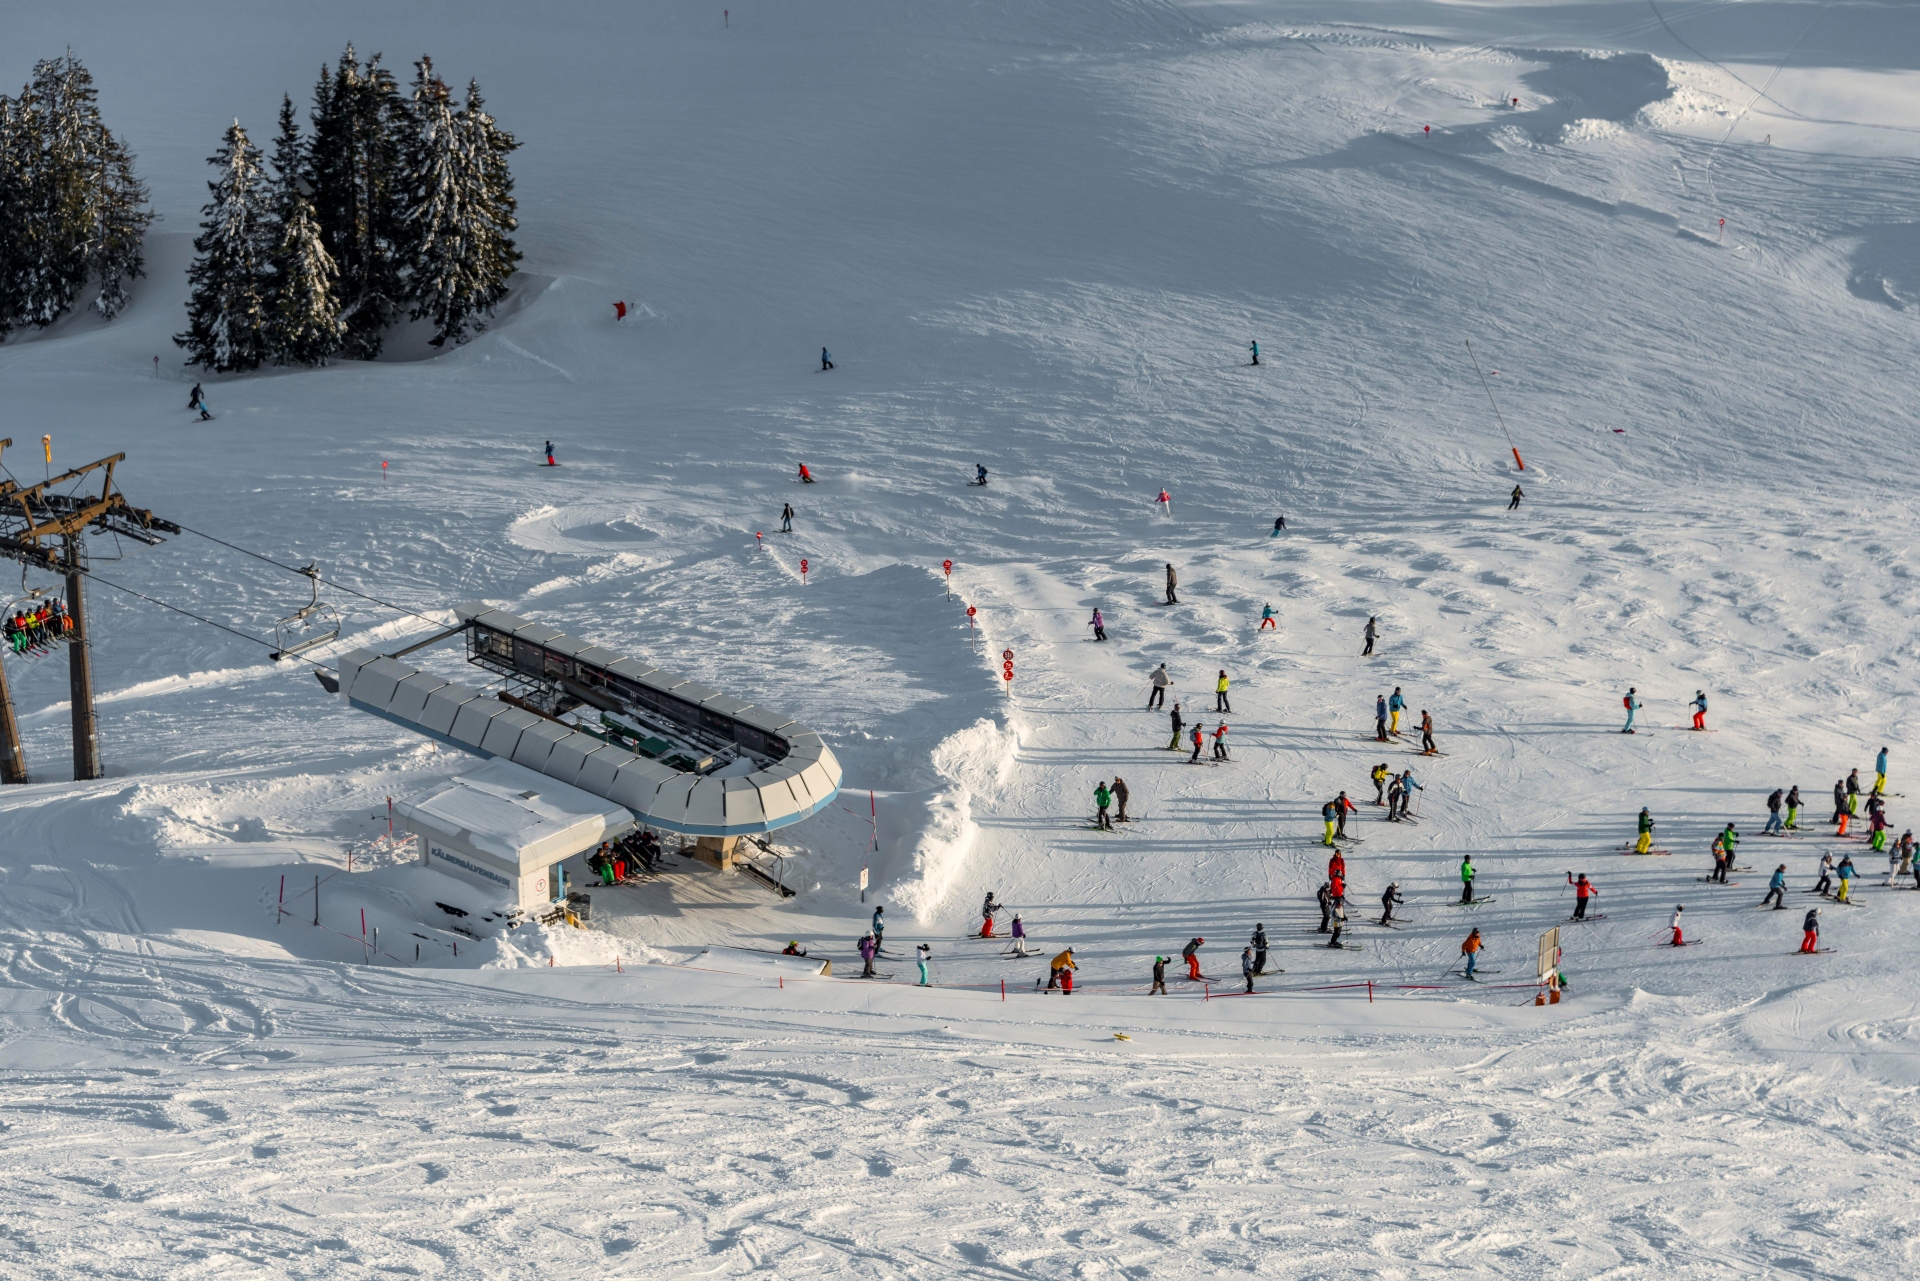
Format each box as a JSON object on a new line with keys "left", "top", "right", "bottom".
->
{"left": 1166, "top": 701, "right": 1184, "bottom": 750}
{"left": 1870, "top": 807, "right": 1890, "bottom": 853}
{"left": 1148, "top": 662, "right": 1171, "bottom": 709}
{"left": 1847, "top": 768, "right": 1861, "bottom": 815}
{"left": 1876, "top": 746, "right": 1889, "bottom": 795}
{"left": 871, "top": 904, "right": 886, "bottom": 952}
{"left": 1155, "top": 489, "right": 1171, "bottom": 518}
{"left": 1634, "top": 807, "right": 1655, "bottom": 855}
{"left": 1093, "top": 781, "right": 1113, "bottom": 830}
{"left": 195, "top": 393, "right": 213, "bottom": 421}
{"left": 916, "top": 943, "right": 933, "bottom": 986}
{"left": 1089, "top": 608, "right": 1107, "bottom": 642}
{"left": 1785, "top": 785, "right": 1801, "bottom": 829}
{"left": 821, "top": 347, "right": 833, "bottom": 370}
{"left": 1717, "top": 823, "right": 1739, "bottom": 881}
{"left": 188, "top": 383, "right": 203, "bottom": 411}
{"left": 1249, "top": 339, "right": 1260, "bottom": 366}
{"left": 1182, "top": 936, "right": 1203, "bottom": 980}
{"left": 613, "top": 300, "right": 628, "bottom": 321}
{"left": 1459, "top": 854, "right": 1477, "bottom": 904}
{"left": 1419, "top": 710, "right": 1436, "bottom": 755}
{"left": 1250, "top": 923, "right": 1269, "bottom": 975}
{"left": 1259, "top": 603, "right": 1277, "bottom": 631}
{"left": 1327, "top": 900, "right": 1348, "bottom": 948}
{"left": 1764, "top": 788, "right": 1784, "bottom": 835}
{"left": 1322, "top": 799, "right": 1339, "bottom": 847}
{"left": 1385, "top": 772, "right": 1404, "bottom": 820}
{"left": 1165, "top": 563, "right": 1178, "bottom": 604}
{"left": 1762, "top": 864, "right": 1787, "bottom": 910}
{"left": 981, "top": 892, "right": 1001, "bottom": 934}
{"left": 1813, "top": 852, "right": 1835, "bottom": 897}
{"left": 1363, "top": 617, "right": 1378, "bottom": 656}
{"left": 1150, "top": 955, "right": 1168, "bottom": 994}
{"left": 1832, "top": 779, "right": 1848, "bottom": 828}
{"left": 1621, "top": 687, "right": 1640, "bottom": 734}
{"left": 1189, "top": 723, "right": 1204, "bottom": 764}
{"left": 1567, "top": 872, "right": 1597, "bottom": 920}
{"left": 542, "top": 440, "right": 556, "bottom": 467}
{"left": 1371, "top": 762, "right": 1390, "bottom": 805}
{"left": 1396, "top": 769, "right": 1422, "bottom": 821}
{"left": 1669, "top": 905, "right": 1686, "bottom": 947}
{"left": 1375, "top": 694, "right": 1389, "bottom": 743}
{"left": 780, "top": 502, "right": 794, "bottom": 533}
{"left": 858, "top": 932, "right": 877, "bottom": 978}
{"left": 1836, "top": 854, "right": 1856, "bottom": 904}
{"left": 1241, "top": 945, "right": 1256, "bottom": 991}
{"left": 1049, "top": 947, "right": 1076, "bottom": 995}
{"left": 1709, "top": 829, "right": 1729, "bottom": 884}
{"left": 1508, "top": 484, "right": 1523, "bottom": 511}
{"left": 1800, "top": 907, "right": 1820, "bottom": 953}
{"left": 1388, "top": 687, "right": 1407, "bottom": 736}
{"left": 1892, "top": 831, "right": 1914, "bottom": 884}
{"left": 1211, "top": 723, "right": 1229, "bottom": 761}
{"left": 1112, "top": 776, "right": 1130, "bottom": 823}
{"left": 975, "top": 463, "right": 989, "bottom": 487}
{"left": 1333, "top": 791, "right": 1353, "bottom": 839}
{"left": 1380, "top": 882, "right": 1404, "bottom": 926}
{"left": 1215, "top": 669, "right": 1231, "bottom": 713}
{"left": 1271, "top": 514, "right": 1286, "bottom": 536}
{"left": 781, "top": 941, "right": 807, "bottom": 956}
{"left": 1460, "top": 928, "right": 1483, "bottom": 979}
{"left": 1691, "top": 690, "right": 1708, "bottom": 731}
{"left": 1010, "top": 915, "right": 1029, "bottom": 957}
{"left": 1328, "top": 848, "right": 1346, "bottom": 881}
{"left": 1316, "top": 881, "right": 1333, "bottom": 933}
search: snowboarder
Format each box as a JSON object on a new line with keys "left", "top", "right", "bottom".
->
{"left": 1764, "top": 788, "right": 1784, "bottom": 835}
{"left": 1375, "top": 694, "right": 1389, "bottom": 743}
{"left": 1249, "top": 339, "right": 1259, "bottom": 366}
{"left": 871, "top": 905, "right": 886, "bottom": 952}
{"left": 1148, "top": 663, "right": 1171, "bottom": 709}
{"left": 1241, "top": 945, "right": 1256, "bottom": 991}
{"left": 1460, "top": 855, "right": 1477, "bottom": 903}
{"left": 1380, "top": 882, "right": 1404, "bottom": 926}
{"left": 1568, "top": 872, "right": 1597, "bottom": 920}
{"left": 1214, "top": 670, "right": 1231, "bottom": 713}
{"left": 1150, "top": 955, "right": 1168, "bottom": 994}
{"left": 1762, "top": 864, "right": 1787, "bottom": 909}
{"left": 1089, "top": 608, "right": 1107, "bottom": 642}
{"left": 798, "top": 462, "right": 815, "bottom": 483}
{"left": 1396, "top": 769, "right": 1422, "bottom": 820}
{"left": 1250, "top": 924, "right": 1269, "bottom": 975}
{"left": 821, "top": 348, "right": 833, "bottom": 370}
{"left": 1316, "top": 881, "right": 1333, "bottom": 933}
{"left": 915, "top": 943, "right": 932, "bottom": 985}
{"left": 1419, "top": 710, "right": 1436, "bottom": 755}
{"left": 1508, "top": 484, "right": 1523, "bottom": 511}
{"left": 858, "top": 932, "right": 877, "bottom": 977}
{"left": 1211, "top": 723, "right": 1229, "bottom": 761}
{"left": 543, "top": 440, "right": 556, "bottom": 466}
{"left": 1093, "top": 781, "right": 1113, "bottom": 830}
{"left": 1010, "top": 915, "right": 1029, "bottom": 957}
{"left": 1460, "top": 928, "right": 1483, "bottom": 978}
{"left": 1371, "top": 762, "right": 1390, "bottom": 805}
{"left": 1634, "top": 807, "right": 1655, "bottom": 855}
{"left": 1785, "top": 785, "right": 1801, "bottom": 829}
{"left": 780, "top": 502, "right": 794, "bottom": 533}
{"left": 1669, "top": 905, "right": 1686, "bottom": 946}
{"left": 1363, "top": 617, "right": 1378, "bottom": 656}
{"left": 1167, "top": 702, "right": 1184, "bottom": 750}
{"left": 1165, "top": 563, "right": 1178, "bottom": 604}
{"left": 1271, "top": 514, "right": 1286, "bottom": 536}
{"left": 1112, "top": 776, "right": 1130, "bottom": 823}
{"left": 1388, "top": 688, "right": 1406, "bottom": 736}
{"left": 781, "top": 941, "right": 807, "bottom": 957}
{"left": 1259, "top": 603, "right": 1277, "bottom": 631}
{"left": 1800, "top": 907, "right": 1820, "bottom": 953}
{"left": 1691, "top": 690, "right": 1708, "bottom": 730}
{"left": 1182, "top": 937, "right": 1203, "bottom": 980}
{"left": 974, "top": 463, "right": 989, "bottom": 486}
{"left": 1876, "top": 746, "right": 1890, "bottom": 795}
{"left": 1327, "top": 900, "right": 1347, "bottom": 948}
{"left": 1189, "top": 724, "right": 1204, "bottom": 763}
{"left": 1621, "top": 688, "right": 1640, "bottom": 734}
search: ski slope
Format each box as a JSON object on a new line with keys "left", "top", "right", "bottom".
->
{"left": 3, "top": 1, "right": 1920, "bottom": 1274}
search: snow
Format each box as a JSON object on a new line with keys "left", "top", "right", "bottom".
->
{"left": 4, "top": 0, "right": 1920, "bottom": 1274}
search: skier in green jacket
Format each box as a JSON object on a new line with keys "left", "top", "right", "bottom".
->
{"left": 1094, "top": 781, "right": 1113, "bottom": 830}
{"left": 1460, "top": 855, "right": 1477, "bottom": 904}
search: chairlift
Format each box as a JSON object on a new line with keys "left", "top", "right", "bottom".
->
{"left": 2, "top": 585, "right": 71, "bottom": 658}
{"left": 271, "top": 563, "right": 342, "bottom": 661}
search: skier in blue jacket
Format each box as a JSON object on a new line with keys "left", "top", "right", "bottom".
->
{"left": 1762, "top": 864, "right": 1787, "bottom": 910}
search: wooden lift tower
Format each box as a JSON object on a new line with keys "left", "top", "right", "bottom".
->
{"left": 0, "top": 442, "right": 179, "bottom": 783}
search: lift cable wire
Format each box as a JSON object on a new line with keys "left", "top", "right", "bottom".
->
{"left": 172, "top": 523, "right": 443, "bottom": 625}
{"left": 78, "top": 568, "right": 315, "bottom": 663}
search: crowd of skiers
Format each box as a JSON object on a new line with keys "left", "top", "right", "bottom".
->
{"left": 4, "top": 597, "right": 72, "bottom": 655}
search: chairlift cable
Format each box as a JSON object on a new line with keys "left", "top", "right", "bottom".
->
{"left": 172, "top": 523, "right": 442, "bottom": 624}
{"left": 75, "top": 568, "right": 304, "bottom": 661}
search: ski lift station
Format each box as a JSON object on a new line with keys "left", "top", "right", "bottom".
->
{"left": 333, "top": 602, "right": 842, "bottom": 906}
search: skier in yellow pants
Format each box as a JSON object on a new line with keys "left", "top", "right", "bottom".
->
{"left": 1634, "top": 807, "right": 1655, "bottom": 854}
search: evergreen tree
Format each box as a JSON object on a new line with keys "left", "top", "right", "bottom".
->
{"left": 306, "top": 46, "right": 407, "bottom": 359}
{"left": 176, "top": 122, "right": 273, "bottom": 372}
{"left": 457, "top": 79, "right": 521, "bottom": 334}
{"left": 267, "top": 194, "right": 345, "bottom": 366}
{"left": 0, "top": 95, "right": 34, "bottom": 341}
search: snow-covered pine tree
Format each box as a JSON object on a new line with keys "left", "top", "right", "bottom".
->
{"left": 459, "top": 79, "right": 522, "bottom": 329}
{"left": 306, "top": 46, "right": 408, "bottom": 359}
{"left": 0, "top": 94, "right": 34, "bottom": 341}
{"left": 176, "top": 122, "right": 273, "bottom": 372}
{"left": 267, "top": 195, "right": 345, "bottom": 366}
{"left": 398, "top": 59, "right": 493, "bottom": 347}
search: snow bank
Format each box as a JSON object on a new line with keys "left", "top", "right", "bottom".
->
{"left": 891, "top": 717, "right": 1018, "bottom": 921}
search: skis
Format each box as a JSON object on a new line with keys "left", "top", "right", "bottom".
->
{"left": 1565, "top": 913, "right": 1607, "bottom": 922}
{"left": 1694, "top": 879, "right": 1743, "bottom": 886}
{"left": 854, "top": 972, "right": 897, "bottom": 981}
{"left": 1792, "top": 948, "right": 1837, "bottom": 955}
{"left": 1324, "top": 942, "right": 1364, "bottom": 950}
{"left": 1451, "top": 897, "right": 1497, "bottom": 906}
{"left": 1617, "top": 847, "right": 1672, "bottom": 856}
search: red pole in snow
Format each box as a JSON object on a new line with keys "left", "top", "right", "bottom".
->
{"left": 1368, "top": 980, "right": 1374, "bottom": 1004}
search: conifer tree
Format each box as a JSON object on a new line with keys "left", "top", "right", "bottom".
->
{"left": 268, "top": 194, "right": 345, "bottom": 366}
{"left": 458, "top": 79, "right": 521, "bottom": 332}
{"left": 176, "top": 122, "right": 273, "bottom": 372}
{"left": 306, "top": 46, "right": 407, "bottom": 359}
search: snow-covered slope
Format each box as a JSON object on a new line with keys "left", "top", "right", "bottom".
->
{"left": 3, "top": 1, "right": 1920, "bottom": 1274}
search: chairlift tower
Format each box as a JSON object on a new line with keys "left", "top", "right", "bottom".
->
{"left": 0, "top": 442, "right": 179, "bottom": 783}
